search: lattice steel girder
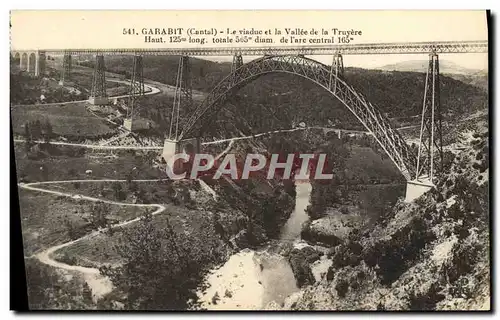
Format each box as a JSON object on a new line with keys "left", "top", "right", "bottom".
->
{"left": 230, "top": 53, "right": 244, "bottom": 86}
{"left": 127, "top": 55, "right": 145, "bottom": 118}
{"left": 179, "top": 55, "right": 417, "bottom": 180}
{"left": 329, "top": 53, "right": 344, "bottom": 92}
{"left": 178, "top": 55, "right": 193, "bottom": 110}
{"left": 169, "top": 55, "right": 193, "bottom": 140}
{"left": 415, "top": 53, "right": 443, "bottom": 182}
{"left": 231, "top": 53, "right": 244, "bottom": 71}
{"left": 130, "top": 55, "right": 145, "bottom": 95}
{"left": 41, "top": 40, "right": 487, "bottom": 56}
{"left": 61, "top": 53, "right": 72, "bottom": 82}
{"left": 90, "top": 54, "right": 107, "bottom": 98}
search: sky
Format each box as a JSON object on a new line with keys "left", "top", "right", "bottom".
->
{"left": 201, "top": 11, "right": 489, "bottom": 70}
{"left": 206, "top": 53, "right": 488, "bottom": 71}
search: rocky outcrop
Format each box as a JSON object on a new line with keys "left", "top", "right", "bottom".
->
{"left": 287, "top": 246, "right": 323, "bottom": 287}
{"left": 301, "top": 211, "right": 365, "bottom": 246}
{"left": 276, "top": 130, "right": 490, "bottom": 311}
{"left": 231, "top": 222, "right": 268, "bottom": 249}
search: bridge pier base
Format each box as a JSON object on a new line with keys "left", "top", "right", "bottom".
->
{"left": 59, "top": 79, "right": 75, "bottom": 86}
{"left": 161, "top": 137, "right": 201, "bottom": 173}
{"left": 58, "top": 80, "right": 70, "bottom": 86}
{"left": 88, "top": 97, "right": 109, "bottom": 105}
{"left": 123, "top": 118, "right": 135, "bottom": 131}
{"left": 89, "top": 54, "right": 108, "bottom": 106}
{"left": 404, "top": 179, "right": 435, "bottom": 203}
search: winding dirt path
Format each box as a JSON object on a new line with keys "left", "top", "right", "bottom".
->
{"left": 20, "top": 179, "right": 167, "bottom": 298}
{"left": 18, "top": 139, "right": 235, "bottom": 299}
{"left": 11, "top": 78, "right": 161, "bottom": 111}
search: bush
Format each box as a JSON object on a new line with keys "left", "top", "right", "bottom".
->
{"left": 335, "top": 280, "right": 349, "bottom": 298}
{"left": 363, "top": 217, "right": 436, "bottom": 285}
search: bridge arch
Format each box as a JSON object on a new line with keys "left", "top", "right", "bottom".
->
{"left": 11, "top": 50, "right": 46, "bottom": 76}
{"left": 28, "top": 52, "right": 36, "bottom": 73}
{"left": 20, "top": 52, "right": 28, "bottom": 71}
{"left": 180, "top": 55, "right": 417, "bottom": 180}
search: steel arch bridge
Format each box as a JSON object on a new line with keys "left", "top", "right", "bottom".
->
{"left": 178, "top": 54, "right": 417, "bottom": 180}
{"left": 38, "top": 40, "right": 487, "bottom": 201}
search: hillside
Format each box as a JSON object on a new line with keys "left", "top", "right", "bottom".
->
{"left": 267, "top": 128, "right": 490, "bottom": 311}
{"left": 378, "top": 60, "right": 483, "bottom": 75}
{"left": 378, "top": 60, "right": 488, "bottom": 92}
{"left": 78, "top": 55, "right": 231, "bottom": 93}
{"left": 445, "top": 71, "right": 488, "bottom": 92}
{"left": 186, "top": 68, "right": 487, "bottom": 140}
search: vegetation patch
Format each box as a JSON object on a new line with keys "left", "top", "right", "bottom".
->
{"left": 18, "top": 189, "right": 149, "bottom": 255}
{"left": 14, "top": 144, "right": 162, "bottom": 182}
{"left": 25, "top": 257, "right": 97, "bottom": 310}
{"left": 12, "top": 103, "right": 116, "bottom": 139}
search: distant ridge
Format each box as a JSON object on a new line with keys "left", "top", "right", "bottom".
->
{"left": 377, "top": 60, "right": 484, "bottom": 75}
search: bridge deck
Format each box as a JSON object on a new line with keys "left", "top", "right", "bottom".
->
{"left": 13, "top": 40, "right": 488, "bottom": 56}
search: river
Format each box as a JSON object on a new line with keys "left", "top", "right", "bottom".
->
{"left": 280, "top": 182, "right": 313, "bottom": 241}
{"left": 196, "top": 182, "right": 313, "bottom": 310}
{"left": 195, "top": 181, "right": 406, "bottom": 310}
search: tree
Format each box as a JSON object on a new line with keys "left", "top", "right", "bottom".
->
{"left": 24, "top": 122, "right": 32, "bottom": 142}
{"left": 24, "top": 122, "right": 33, "bottom": 154}
{"left": 81, "top": 282, "right": 93, "bottom": 302}
{"left": 136, "top": 187, "right": 148, "bottom": 203}
{"left": 127, "top": 176, "right": 138, "bottom": 193}
{"left": 213, "top": 213, "right": 228, "bottom": 244}
{"left": 25, "top": 258, "right": 95, "bottom": 310}
{"left": 89, "top": 201, "right": 110, "bottom": 229}
{"left": 99, "top": 212, "right": 198, "bottom": 310}
{"left": 64, "top": 217, "right": 78, "bottom": 240}
{"left": 40, "top": 165, "right": 49, "bottom": 181}
{"left": 306, "top": 189, "right": 327, "bottom": 219}
{"left": 111, "top": 182, "right": 126, "bottom": 201}
{"left": 31, "top": 120, "right": 43, "bottom": 140}
{"left": 359, "top": 188, "right": 387, "bottom": 223}
{"left": 43, "top": 120, "right": 53, "bottom": 142}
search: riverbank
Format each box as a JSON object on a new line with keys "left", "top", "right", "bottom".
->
{"left": 196, "top": 182, "right": 313, "bottom": 310}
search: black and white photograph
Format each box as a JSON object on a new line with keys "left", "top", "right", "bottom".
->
{"left": 8, "top": 10, "right": 491, "bottom": 311}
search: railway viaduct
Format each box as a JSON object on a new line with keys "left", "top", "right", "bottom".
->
{"left": 10, "top": 40, "right": 488, "bottom": 202}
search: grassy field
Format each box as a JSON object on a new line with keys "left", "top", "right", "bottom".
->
{"left": 53, "top": 203, "right": 234, "bottom": 269}
{"left": 14, "top": 144, "right": 164, "bottom": 182}
{"left": 11, "top": 102, "right": 117, "bottom": 139}
{"left": 24, "top": 257, "right": 96, "bottom": 310}
{"left": 52, "top": 231, "right": 121, "bottom": 268}
{"left": 18, "top": 189, "right": 149, "bottom": 256}
{"left": 10, "top": 71, "right": 88, "bottom": 105}
{"left": 39, "top": 180, "right": 176, "bottom": 206}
